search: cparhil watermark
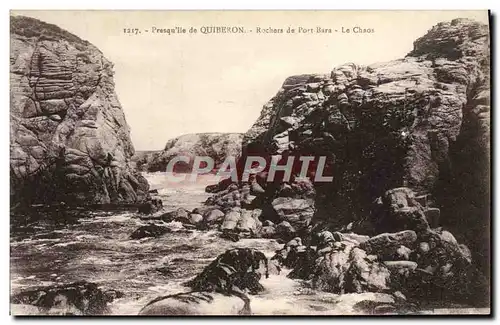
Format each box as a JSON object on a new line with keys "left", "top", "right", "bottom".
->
{"left": 164, "top": 155, "right": 334, "bottom": 183}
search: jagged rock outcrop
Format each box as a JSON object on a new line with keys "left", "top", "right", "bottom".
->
{"left": 10, "top": 16, "right": 149, "bottom": 205}
{"left": 185, "top": 248, "right": 268, "bottom": 294}
{"left": 210, "top": 18, "right": 489, "bottom": 265}
{"left": 135, "top": 133, "right": 243, "bottom": 172}
{"left": 244, "top": 18, "right": 489, "bottom": 227}
{"left": 11, "top": 281, "right": 122, "bottom": 315}
{"left": 204, "top": 18, "right": 490, "bottom": 304}
{"left": 273, "top": 228, "right": 488, "bottom": 307}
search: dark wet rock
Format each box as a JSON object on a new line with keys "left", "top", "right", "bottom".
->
{"left": 186, "top": 248, "right": 269, "bottom": 294}
{"left": 193, "top": 19, "right": 490, "bottom": 304}
{"left": 352, "top": 296, "right": 419, "bottom": 315}
{"left": 155, "top": 265, "right": 175, "bottom": 277}
{"left": 360, "top": 230, "right": 418, "bottom": 260}
{"left": 383, "top": 261, "right": 418, "bottom": 273}
{"left": 392, "top": 228, "right": 490, "bottom": 306}
{"left": 189, "top": 213, "right": 203, "bottom": 225}
{"left": 137, "top": 198, "right": 163, "bottom": 215}
{"left": 103, "top": 289, "right": 124, "bottom": 301}
{"left": 250, "top": 180, "right": 265, "bottom": 195}
{"left": 218, "top": 208, "right": 261, "bottom": 238}
{"left": 11, "top": 281, "right": 117, "bottom": 315}
{"left": 160, "top": 207, "right": 190, "bottom": 223}
{"left": 10, "top": 16, "right": 150, "bottom": 206}
{"left": 260, "top": 225, "right": 277, "bottom": 238}
{"left": 313, "top": 243, "right": 391, "bottom": 294}
{"left": 130, "top": 223, "right": 171, "bottom": 239}
{"left": 138, "top": 291, "right": 251, "bottom": 315}
{"left": 312, "top": 230, "right": 342, "bottom": 249}
{"left": 274, "top": 221, "right": 297, "bottom": 241}
{"left": 271, "top": 197, "right": 315, "bottom": 230}
{"left": 205, "top": 177, "right": 234, "bottom": 193}
{"left": 424, "top": 207, "right": 441, "bottom": 228}
{"left": 203, "top": 208, "right": 225, "bottom": 225}
{"left": 344, "top": 247, "right": 391, "bottom": 293}
{"left": 236, "top": 210, "right": 262, "bottom": 236}
{"left": 220, "top": 231, "right": 240, "bottom": 242}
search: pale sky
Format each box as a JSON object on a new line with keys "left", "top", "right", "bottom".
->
{"left": 12, "top": 10, "right": 489, "bottom": 150}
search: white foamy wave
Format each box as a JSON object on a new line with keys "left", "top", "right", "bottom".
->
{"left": 80, "top": 212, "right": 136, "bottom": 224}
{"left": 78, "top": 256, "right": 114, "bottom": 265}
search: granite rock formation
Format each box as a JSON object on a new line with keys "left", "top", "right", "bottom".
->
{"left": 10, "top": 16, "right": 149, "bottom": 206}
{"left": 134, "top": 133, "right": 243, "bottom": 172}
{"left": 205, "top": 18, "right": 490, "bottom": 302}
{"left": 11, "top": 281, "right": 122, "bottom": 315}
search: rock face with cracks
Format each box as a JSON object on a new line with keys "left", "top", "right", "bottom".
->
{"left": 205, "top": 18, "right": 490, "bottom": 306}
{"left": 10, "top": 16, "right": 149, "bottom": 206}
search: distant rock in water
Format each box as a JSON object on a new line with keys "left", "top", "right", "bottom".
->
{"left": 134, "top": 133, "right": 243, "bottom": 172}
{"left": 10, "top": 16, "right": 149, "bottom": 206}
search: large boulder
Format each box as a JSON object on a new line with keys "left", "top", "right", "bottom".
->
{"left": 137, "top": 199, "right": 163, "bottom": 215}
{"left": 220, "top": 208, "right": 241, "bottom": 232}
{"left": 236, "top": 210, "right": 262, "bottom": 236}
{"left": 137, "top": 133, "right": 243, "bottom": 173}
{"left": 344, "top": 248, "right": 392, "bottom": 293}
{"left": 360, "top": 230, "right": 418, "bottom": 260}
{"left": 271, "top": 197, "right": 315, "bottom": 230}
{"left": 312, "top": 241, "right": 390, "bottom": 294}
{"left": 203, "top": 208, "right": 225, "bottom": 225}
{"left": 11, "top": 281, "right": 120, "bottom": 315}
{"left": 160, "top": 208, "right": 190, "bottom": 223}
{"left": 10, "top": 16, "right": 150, "bottom": 206}
{"left": 205, "top": 184, "right": 243, "bottom": 210}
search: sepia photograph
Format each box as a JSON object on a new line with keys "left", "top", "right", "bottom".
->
{"left": 9, "top": 10, "right": 491, "bottom": 316}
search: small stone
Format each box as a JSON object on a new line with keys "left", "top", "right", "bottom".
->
{"left": 189, "top": 213, "right": 203, "bottom": 224}
{"left": 393, "top": 291, "right": 407, "bottom": 301}
{"left": 419, "top": 242, "right": 430, "bottom": 253}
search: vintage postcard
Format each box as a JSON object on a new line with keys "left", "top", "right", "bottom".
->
{"left": 9, "top": 10, "right": 491, "bottom": 316}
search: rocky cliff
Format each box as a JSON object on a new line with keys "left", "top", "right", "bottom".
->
{"left": 205, "top": 18, "right": 490, "bottom": 288}
{"left": 135, "top": 133, "right": 243, "bottom": 172}
{"left": 10, "top": 16, "right": 149, "bottom": 205}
